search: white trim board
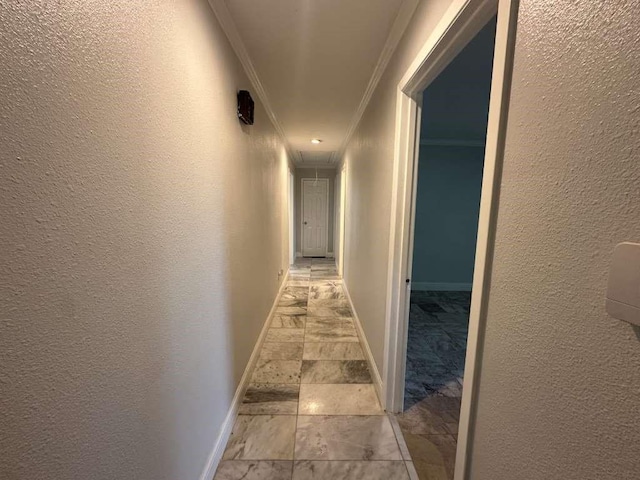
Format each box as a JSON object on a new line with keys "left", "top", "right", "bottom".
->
{"left": 337, "top": 164, "right": 347, "bottom": 279}
{"left": 342, "top": 282, "right": 385, "bottom": 409}
{"left": 199, "top": 270, "right": 290, "bottom": 480}
{"left": 411, "top": 282, "right": 472, "bottom": 292}
{"left": 289, "top": 171, "right": 296, "bottom": 266}
{"left": 383, "top": 1, "right": 520, "bottom": 479}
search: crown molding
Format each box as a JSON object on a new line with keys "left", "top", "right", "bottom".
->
{"left": 334, "top": 0, "right": 420, "bottom": 167}
{"left": 206, "top": 0, "right": 300, "bottom": 164}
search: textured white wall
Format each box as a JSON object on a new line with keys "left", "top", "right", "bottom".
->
{"left": 470, "top": 1, "right": 640, "bottom": 478}
{"left": 342, "top": 0, "right": 455, "bottom": 370}
{"left": 0, "top": 1, "right": 290, "bottom": 479}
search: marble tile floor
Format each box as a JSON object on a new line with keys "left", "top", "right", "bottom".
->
{"left": 395, "top": 290, "right": 471, "bottom": 479}
{"left": 215, "top": 258, "right": 417, "bottom": 480}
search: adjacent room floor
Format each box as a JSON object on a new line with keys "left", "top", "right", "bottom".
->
{"left": 214, "top": 258, "right": 418, "bottom": 480}
{"left": 396, "top": 290, "right": 471, "bottom": 479}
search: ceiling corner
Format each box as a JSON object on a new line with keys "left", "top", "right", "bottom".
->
{"left": 206, "top": 0, "right": 297, "bottom": 163}
{"left": 336, "top": 0, "right": 420, "bottom": 158}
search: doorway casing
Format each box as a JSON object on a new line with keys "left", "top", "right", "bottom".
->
{"left": 337, "top": 164, "right": 347, "bottom": 277}
{"left": 382, "top": 1, "right": 519, "bottom": 479}
{"left": 289, "top": 171, "right": 296, "bottom": 265}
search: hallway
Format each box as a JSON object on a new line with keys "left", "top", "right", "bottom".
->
{"left": 214, "top": 259, "right": 416, "bottom": 480}
{"left": 3, "top": 2, "right": 639, "bottom": 479}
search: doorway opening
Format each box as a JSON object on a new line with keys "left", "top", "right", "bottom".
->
{"left": 399, "top": 16, "right": 496, "bottom": 480}
{"left": 295, "top": 168, "right": 337, "bottom": 259}
{"left": 300, "top": 176, "right": 330, "bottom": 258}
{"left": 383, "top": 1, "right": 519, "bottom": 479}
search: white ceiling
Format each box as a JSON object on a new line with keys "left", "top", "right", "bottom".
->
{"left": 215, "top": 0, "right": 409, "bottom": 167}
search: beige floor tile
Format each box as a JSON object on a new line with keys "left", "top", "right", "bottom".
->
{"left": 239, "top": 384, "right": 300, "bottom": 414}
{"left": 260, "top": 342, "right": 303, "bottom": 360}
{"left": 292, "top": 461, "right": 408, "bottom": 479}
{"left": 265, "top": 328, "right": 305, "bottom": 343}
{"left": 295, "top": 415, "right": 402, "bottom": 460}
{"left": 298, "top": 384, "right": 382, "bottom": 415}
{"left": 251, "top": 359, "right": 301, "bottom": 384}
{"left": 302, "top": 343, "right": 364, "bottom": 360}
{"left": 223, "top": 415, "right": 296, "bottom": 460}
{"left": 215, "top": 460, "right": 292, "bottom": 480}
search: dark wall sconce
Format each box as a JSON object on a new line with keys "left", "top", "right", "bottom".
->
{"left": 237, "top": 90, "right": 254, "bottom": 125}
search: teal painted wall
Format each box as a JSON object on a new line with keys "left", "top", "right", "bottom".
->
{"left": 412, "top": 146, "right": 485, "bottom": 285}
{"left": 411, "top": 18, "right": 495, "bottom": 287}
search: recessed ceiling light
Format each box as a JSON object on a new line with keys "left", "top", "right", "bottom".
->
{"left": 311, "top": 139, "right": 322, "bottom": 144}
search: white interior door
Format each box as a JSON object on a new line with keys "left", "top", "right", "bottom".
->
{"left": 302, "top": 178, "right": 329, "bottom": 257}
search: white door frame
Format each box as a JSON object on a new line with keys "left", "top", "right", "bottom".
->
{"left": 301, "top": 178, "right": 330, "bottom": 258}
{"left": 383, "top": 0, "right": 519, "bottom": 478}
{"left": 337, "top": 164, "right": 347, "bottom": 277}
{"left": 289, "top": 170, "right": 296, "bottom": 265}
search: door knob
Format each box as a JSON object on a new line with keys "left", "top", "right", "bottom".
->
{"left": 304, "top": 221, "right": 308, "bottom": 225}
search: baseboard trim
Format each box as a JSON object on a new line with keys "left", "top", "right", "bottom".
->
{"left": 342, "top": 281, "right": 385, "bottom": 410}
{"left": 327, "top": 252, "right": 335, "bottom": 258}
{"left": 199, "top": 269, "right": 290, "bottom": 480}
{"left": 411, "top": 282, "right": 472, "bottom": 292}
{"left": 296, "top": 251, "right": 302, "bottom": 258}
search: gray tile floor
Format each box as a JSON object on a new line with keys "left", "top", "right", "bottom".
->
{"left": 395, "top": 290, "right": 471, "bottom": 479}
{"left": 215, "top": 258, "right": 417, "bottom": 480}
